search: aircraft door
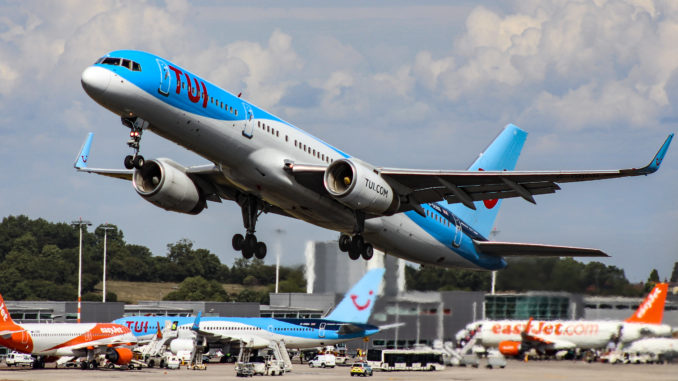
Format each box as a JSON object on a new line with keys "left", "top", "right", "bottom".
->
{"left": 20, "top": 331, "right": 28, "bottom": 344}
{"left": 318, "top": 323, "right": 326, "bottom": 338}
{"left": 156, "top": 59, "right": 171, "bottom": 96}
{"left": 242, "top": 102, "right": 254, "bottom": 138}
{"left": 452, "top": 215, "right": 463, "bottom": 248}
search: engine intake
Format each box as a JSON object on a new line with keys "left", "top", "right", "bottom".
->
{"left": 323, "top": 158, "right": 399, "bottom": 215}
{"left": 106, "top": 347, "right": 133, "bottom": 365}
{"left": 133, "top": 158, "right": 206, "bottom": 215}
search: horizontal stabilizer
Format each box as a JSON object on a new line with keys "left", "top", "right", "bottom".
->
{"left": 473, "top": 240, "right": 608, "bottom": 257}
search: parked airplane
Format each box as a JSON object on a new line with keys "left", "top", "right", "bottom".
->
{"left": 115, "top": 268, "right": 386, "bottom": 353}
{"left": 77, "top": 50, "right": 673, "bottom": 269}
{"left": 0, "top": 293, "right": 136, "bottom": 369}
{"left": 623, "top": 337, "right": 678, "bottom": 362}
{"left": 469, "top": 283, "right": 671, "bottom": 356}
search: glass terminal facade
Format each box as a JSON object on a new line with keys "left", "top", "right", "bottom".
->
{"left": 484, "top": 293, "right": 576, "bottom": 320}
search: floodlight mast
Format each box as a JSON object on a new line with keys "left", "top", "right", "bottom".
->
{"left": 101, "top": 224, "right": 115, "bottom": 303}
{"left": 71, "top": 218, "right": 92, "bottom": 323}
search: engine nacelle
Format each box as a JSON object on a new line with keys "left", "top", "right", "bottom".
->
{"left": 106, "top": 347, "right": 133, "bottom": 365}
{"left": 498, "top": 341, "right": 522, "bottom": 356}
{"left": 169, "top": 338, "right": 195, "bottom": 355}
{"left": 323, "top": 158, "right": 399, "bottom": 215}
{"left": 132, "top": 158, "right": 206, "bottom": 215}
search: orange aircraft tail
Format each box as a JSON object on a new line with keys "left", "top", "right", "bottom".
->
{"left": 0, "top": 292, "right": 22, "bottom": 332}
{"left": 625, "top": 283, "right": 668, "bottom": 324}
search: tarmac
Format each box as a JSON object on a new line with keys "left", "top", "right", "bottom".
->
{"left": 0, "top": 360, "right": 675, "bottom": 381}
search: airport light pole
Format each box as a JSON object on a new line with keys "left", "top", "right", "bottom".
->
{"left": 274, "top": 229, "right": 285, "bottom": 294}
{"left": 101, "top": 224, "right": 114, "bottom": 303}
{"left": 71, "top": 218, "right": 91, "bottom": 323}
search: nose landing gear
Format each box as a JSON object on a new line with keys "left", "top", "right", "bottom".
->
{"left": 122, "top": 116, "right": 149, "bottom": 169}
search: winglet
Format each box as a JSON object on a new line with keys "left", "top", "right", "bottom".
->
{"left": 191, "top": 311, "right": 202, "bottom": 331}
{"left": 74, "top": 132, "right": 94, "bottom": 169}
{"left": 637, "top": 133, "right": 673, "bottom": 175}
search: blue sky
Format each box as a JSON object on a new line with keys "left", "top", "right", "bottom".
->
{"left": 0, "top": 0, "right": 676, "bottom": 282}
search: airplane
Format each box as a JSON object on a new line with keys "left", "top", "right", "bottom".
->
{"left": 76, "top": 50, "right": 673, "bottom": 270}
{"left": 622, "top": 337, "right": 678, "bottom": 362}
{"left": 114, "top": 268, "right": 387, "bottom": 355}
{"left": 0, "top": 293, "right": 137, "bottom": 369}
{"left": 469, "top": 283, "right": 672, "bottom": 356}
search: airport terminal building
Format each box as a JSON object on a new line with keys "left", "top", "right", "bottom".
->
{"left": 4, "top": 241, "right": 677, "bottom": 352}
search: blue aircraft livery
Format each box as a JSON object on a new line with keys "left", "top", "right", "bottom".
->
{"left": 78, "top": 50, "right": 672, "bottom": 270}
{"left": 114, "top": 268, "right": 385, "bottom": 349}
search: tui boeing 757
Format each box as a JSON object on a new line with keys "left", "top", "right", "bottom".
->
{"left": 76, "top": 50, "right": 673, "bottom": 270}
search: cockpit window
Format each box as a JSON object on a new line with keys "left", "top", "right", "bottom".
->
{"left": 98, "top": 57, "right": 142, "bottom": 72}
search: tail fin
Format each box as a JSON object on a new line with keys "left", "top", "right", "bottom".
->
{"left": 625, "top": 283, "right": 668, "bottom": 324}
{"left": 324, "top": 268, "right": 385, "bottom": 324}
{"left": 447, "top": 124, "right": 527, "bottom": 237}
{"left": 74, "top": 132, "right": 94, "bottom": 169}
{"left": 0, "top": 292, "right": 22, "bottom": 333}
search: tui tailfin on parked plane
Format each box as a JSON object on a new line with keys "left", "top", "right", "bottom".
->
{"left": 324, "top": 268, "right": 385, "bottom": 324}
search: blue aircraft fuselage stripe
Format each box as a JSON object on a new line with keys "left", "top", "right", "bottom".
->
{"left": 116, "top": 316, "right": 378, "bottom": 341}
{"left": 403, "top": 204, "right": 506, "bottom": 270}
{"left": 97, "top": 50, "right": 349, "bottom": 159}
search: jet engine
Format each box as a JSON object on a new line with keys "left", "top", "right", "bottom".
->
{"left": 132, "top": 158, "right": 206, "bottom": 215}
{"left": 169, "top": 338, "right": 196, "bottom": 355}
{"left": 323, "top": 158, "right": 399, "bottom": 215}
{"left": 105, "top": 347, "right": 133, "bottom": 365}
{"left": 498, "top": 341, "right": 522, "bottom": 356}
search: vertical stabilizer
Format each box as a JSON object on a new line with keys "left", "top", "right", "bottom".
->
{"left": 324, "top": 268, "right": 385, "bottom": 324}
{"left": 625, "top": 283, "right": 668, "bottom": 324}
{"left": 447, "top": 124, "right": 527, "bottom": 237}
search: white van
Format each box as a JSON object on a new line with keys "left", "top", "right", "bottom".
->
{"left": 6, "top": 352, "right": 34, "bottom": 367}
{"left": 308, "top": 354, "right": 336, "bottom": 368}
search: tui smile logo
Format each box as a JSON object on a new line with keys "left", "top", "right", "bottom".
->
{"left": 81, "top": 155, "right": 88, "bottom": 163}
{"left": 351, "top": 290, "right": 373, "bottom": 311}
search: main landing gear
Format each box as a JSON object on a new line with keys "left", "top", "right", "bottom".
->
{"left": 122, "top": 116, "right": 149, "bottom": 170}
{"left": 231, "top": 195, "right": 268, "bottom": 260}
{"left": 338, "top": 211, "right": 374, "bottom": 260}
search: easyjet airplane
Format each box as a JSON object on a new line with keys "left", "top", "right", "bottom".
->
{"left": 76, "top": 50, "right": 673, "bottom": 269}
{"left": 114, "top": 268, "right": 387, "bottom": 353}
{"left": 0, "top": 293, "right": 137, "bottom": 369}
{"left": 472, "top": 283, "right": 672, "bottom": 356}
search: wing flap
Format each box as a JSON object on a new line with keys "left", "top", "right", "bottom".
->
{"left": 474, "top": 240, "right": 608, "bottom": 257}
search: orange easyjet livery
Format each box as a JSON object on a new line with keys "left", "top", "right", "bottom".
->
{"left": 471, "top": 283, "right": 671, "bottom": 356}
{"left": 0, "top": 293, "right": 136, "bottom": 369}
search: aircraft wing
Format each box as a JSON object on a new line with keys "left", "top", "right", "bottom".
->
{"left": 73, "top": 133, "right": 292, "bottom": 217}
{"left": 473, "top": 241, "right": 608, "bottom": 257}
{"left": 289, "top": 134, "right": 673, "bottom": 213}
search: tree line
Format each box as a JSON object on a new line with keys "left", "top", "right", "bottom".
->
{"left": 406, "top": 257, "right": 675, "bottom": 296}
{"left": 1, "top": 215, "right": 673, "bottom": 302}
{"left": 0, "top": 215, "right": 305, "bottom": 302}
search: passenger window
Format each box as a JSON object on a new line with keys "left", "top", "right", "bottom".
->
{"left": 276, "top": 130, "right": 279, "bottom": 137}
{"left": 285, "top": 135, "right": 289, "bottom": 142}
{"left": 235, "top": 109, "right": 238, "bottom": 116}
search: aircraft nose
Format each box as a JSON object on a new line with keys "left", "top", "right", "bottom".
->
{"left": 81, "top": 66, "right": 112, "bottom": 97}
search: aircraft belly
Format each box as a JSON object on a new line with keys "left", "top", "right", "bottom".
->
{"left": 366, "top": 214, "right": 481, "bottom": 268}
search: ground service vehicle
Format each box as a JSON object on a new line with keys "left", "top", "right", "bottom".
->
{"left": 350, "top": 362, "right": 373, "bottom": 376}
{"left": 367, "top": 349, "right": 445, "bottom": 371}
{"left": 309, "top": 353, "right": 336, "bottom": 368}
{"left": 5, "top": 352, "right": 34, "bottom": 367}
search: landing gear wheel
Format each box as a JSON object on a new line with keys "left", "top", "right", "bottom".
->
{"left": 362, "top": 243, "right": 374, "bottom": 260}
{"left": 133, "top": 155, "right": 145, "bottom": 169}
{"left": 242, "top": 245, "right": 254, "bottom": 259}
{"left": 352, "top": 235, "right": 364, "bottom": 254}
{"left": 124, "top": 155, "right": 134, "bottom": 169}
{"left": 254, "top": 241, "right": 267, "bottom": 259}
{"left": 244, "top": 234, "right": 257, "bottom": 252}
{"left": 88, "top": 361, "right": 96, "bottom": 369}
{"left": 232, "top": 234, "right": 245, "bottom": 251}
{"left": 80, "top": 361, "right": 87, "bottom": 370}
{"left": 348, "top": 246, "right": 361, "bottom": 261}
{"left": 338, "top": 234, "right": 351, "bottom": 252}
